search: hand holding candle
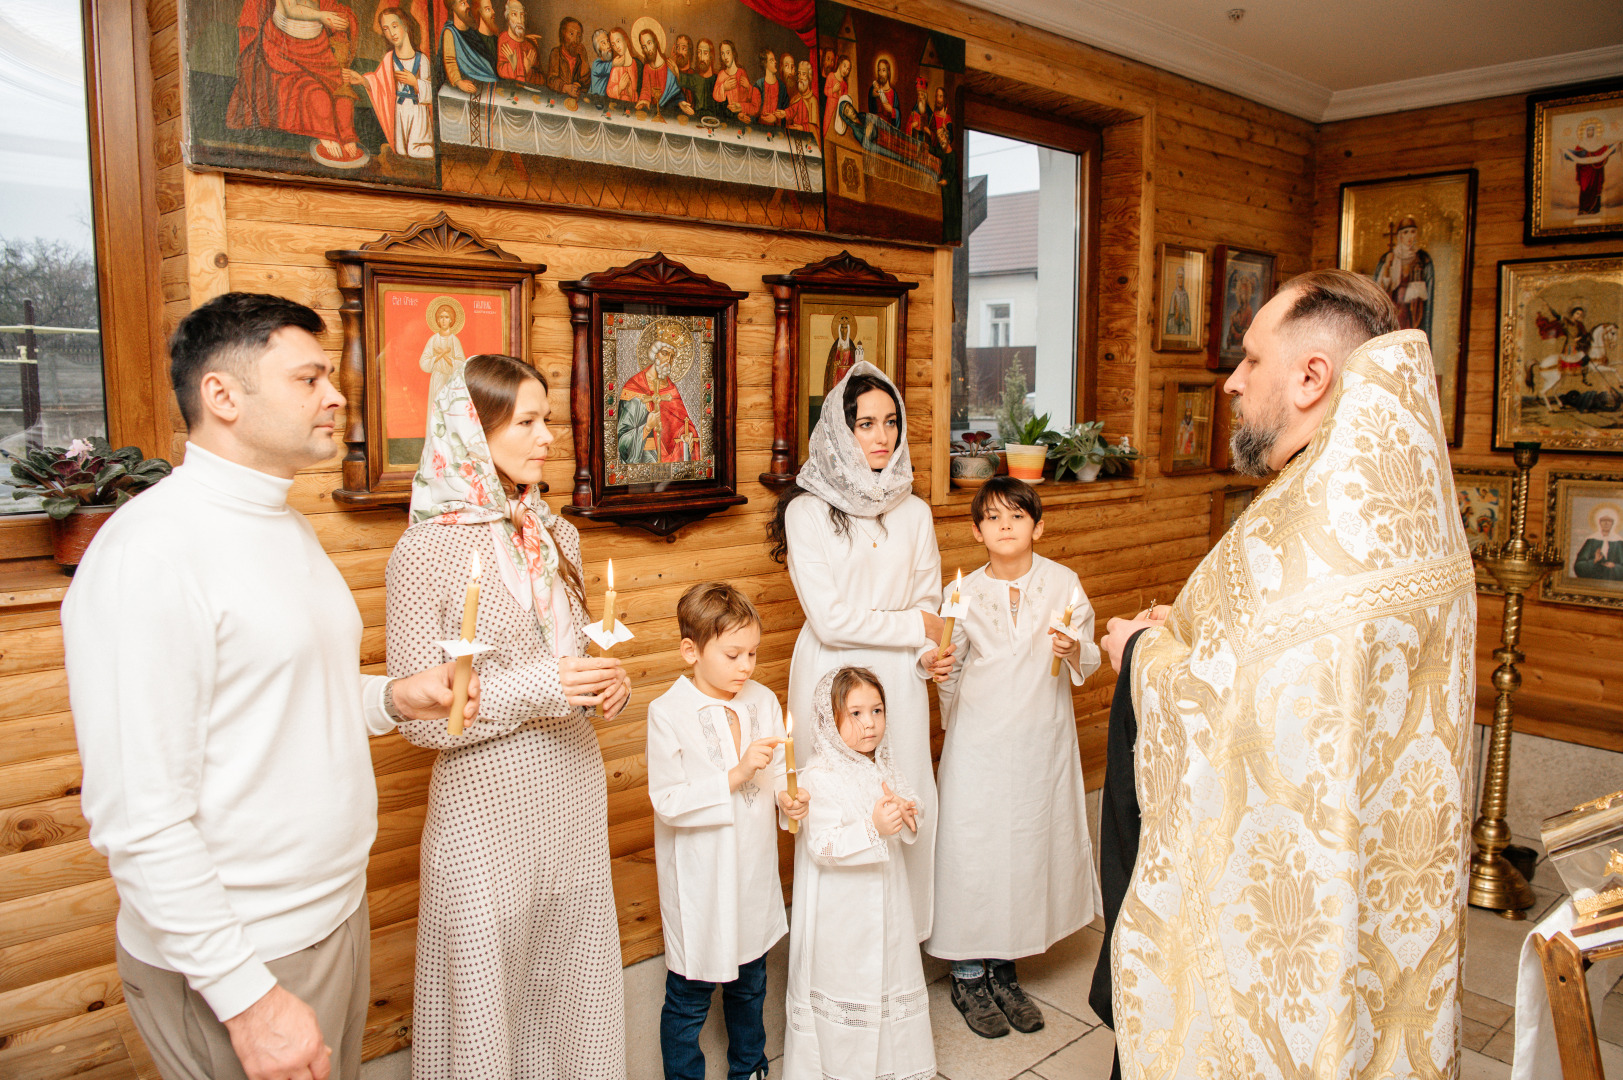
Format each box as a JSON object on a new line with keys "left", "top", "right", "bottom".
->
{"left": 937, "top": 568, "right": 962, "bottom": 660}
{"left": 1051, "top": 585, "right": 1080, "bottom": 677}
{"left": 783, "top": 711, "right": 800, "bottom": 834}
{"left": 449, "top": 551, "right": 481, "bottom": 735}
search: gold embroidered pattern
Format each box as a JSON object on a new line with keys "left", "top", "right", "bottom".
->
{"left": 1115, "top": 331, "right": 1476, "bottom": 1080}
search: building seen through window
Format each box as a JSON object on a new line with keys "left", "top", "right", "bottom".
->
{"left": 955, "top": 130, "right": 1081, "bottom": 442}
{"left": 0, "top": 0, "right": 107, "bottom": 514}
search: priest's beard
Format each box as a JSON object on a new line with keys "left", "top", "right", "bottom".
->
{"left": 1229, "top": 395, "right": 1287, "bottom": 477}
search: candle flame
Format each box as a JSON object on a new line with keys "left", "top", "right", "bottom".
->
{"left": 471, "top": 551, "right": 481, "bottom": 578}
{"left": 785, "top": 710, "right": 793, "bottom": 735}
{"left": 607, "top": 559, "right": 614, "bottom": 589}
{"left": 1071, "top": 585, "right": 1081, "bottom": 606}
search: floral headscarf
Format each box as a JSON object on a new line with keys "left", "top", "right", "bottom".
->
{"left": 795, "top": 360, "right": 913, "bottom": 519}
{"left": 410, "top": 365, "right": 561, "bottom": 646}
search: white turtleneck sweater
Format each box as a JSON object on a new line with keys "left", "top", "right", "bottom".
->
{"left": 63, "top": 443, "right": 394, "bottom": 1021}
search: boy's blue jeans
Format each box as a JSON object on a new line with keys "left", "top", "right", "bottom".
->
{"left": 660, "top": 952, "right": 770, "bottom": 1080}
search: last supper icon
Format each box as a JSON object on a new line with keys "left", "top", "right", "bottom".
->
{"left": 604, "top": 312, "right": 717, "bottom": 486}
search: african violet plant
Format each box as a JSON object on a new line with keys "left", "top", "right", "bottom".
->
{"left": 4, "top": 437, "right": 172, "bottom": 519}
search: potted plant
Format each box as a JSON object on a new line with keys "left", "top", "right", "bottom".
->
{"left": 1048, "top": 422, "right": 1141, "bottom": 482}
{"left": 4, "top": 437, "right": 173, "bottom": 568}
{"left": 949, "top": 431, "right": 1000, "bottom": 489}
{"left": 1003, "top": 413, "right": 1060, "bottom": 483}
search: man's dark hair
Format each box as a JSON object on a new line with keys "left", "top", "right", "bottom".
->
{"left": 970, "top": 474, "right": 1042, "bottom": 526}
{"left": 168, "top": 292, "right": 324, "bottom": 429}
{"left": 1278, "top": 269, "right": 1398, "bottom": 354}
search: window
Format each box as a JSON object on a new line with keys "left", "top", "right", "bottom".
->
{"left": 0, "top": 0, "right": 108, "bottom": 513}
{"left": 952, "top": 104, "right": 1099, "bottom": 445}
{"left": 985, "top": 302, "right": 1011, "bottom": 348}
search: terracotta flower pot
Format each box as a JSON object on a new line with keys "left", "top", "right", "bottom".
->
{"left": 1003, "top": 443, "right": 1047, "bottom": 482}
{"left": 49, "top": 506, "right": 117, "bottom": 569}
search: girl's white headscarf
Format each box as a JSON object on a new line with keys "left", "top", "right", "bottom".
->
{"left": 808, "top": 667, "right": 916, "bottom": 806}
{"left": 795, "top": 361, "right": 913, "bottom": 519}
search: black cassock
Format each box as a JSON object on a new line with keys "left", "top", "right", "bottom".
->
{"left": 1089, "top": 628, "right": 1147, "bottom": 1080}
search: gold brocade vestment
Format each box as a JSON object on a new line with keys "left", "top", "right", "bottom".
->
{"left": 1115, "top": 330, "right": 1477, "bottom": 1079}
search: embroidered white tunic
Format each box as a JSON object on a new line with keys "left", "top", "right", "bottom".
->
{"left": 782, "top": 760, "right": 935, "bottom": 1080}
{"left": 926, "top": 553, "right": 1102, "bottom": 962}
{"left": 647, "top": 677, "right": 790, "bottom": 983}
{"left": 784, "top": 491, "right": 943, "bottom": 939}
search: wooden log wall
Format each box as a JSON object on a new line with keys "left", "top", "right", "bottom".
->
{"left": 1314, "top": 95, "right": 1623, "bottom": 753}
{"left": 2, "top": 0, "right": 1334, "bottom": 1074}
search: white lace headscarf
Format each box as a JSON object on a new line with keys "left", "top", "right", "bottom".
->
{"left": 809, "top": 667, "right": 917, "bottom": 806}
{"left": 795, "top": 361, "right": 913, "bottom": 518}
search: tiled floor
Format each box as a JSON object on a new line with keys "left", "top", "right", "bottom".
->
{"left": 898, "top": 834, "right": 1623, "bottom": 1079}
{"left": 362, "top": 832, "right": 1623, "bottom": 1080}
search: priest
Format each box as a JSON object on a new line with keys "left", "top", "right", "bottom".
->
{"left": 1099, "top": 268, "right": 1476, "bottom": 1079}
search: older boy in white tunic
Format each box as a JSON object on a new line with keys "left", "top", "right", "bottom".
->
{"left": 648, "top": 583, "right": 810, "bottom": 1080}
{"left": 927, "top": 476, "right": 1102, "bottom": 1039}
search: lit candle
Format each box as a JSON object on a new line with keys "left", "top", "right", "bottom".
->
{"left": 1052, "top": 585, "right": 1080, "bottom": 677}
{"left": 937, "top": 568, "right": 961, "bottom": 660}
{"left": 784, "top": 710, "right": 799, "bottom": 835}
{"left": 602, "top": 558, "right": 617, "bottom": 635}
{"left": 449, "top": 551, "right": 480, "bottom": 736}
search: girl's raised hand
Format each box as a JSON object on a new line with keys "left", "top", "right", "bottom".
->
{"left": 873, "top": 782, "right": 905, "bottom": 836}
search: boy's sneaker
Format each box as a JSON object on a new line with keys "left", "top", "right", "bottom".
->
{"left": 950, "top": 974, "right": 1011, "bottom": 1038}
{"left": 987, "top": 961, "right": 1044, "bottom": 1032}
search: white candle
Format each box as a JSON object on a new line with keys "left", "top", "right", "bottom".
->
{"left": 937, "top": 568, "right": 961, "bottom": 660}
{"left": 449, "top": 551, "right": 480, "bottom": 735}
{"left": 1052, "top": 585, "right": 1080, "bottom": 677}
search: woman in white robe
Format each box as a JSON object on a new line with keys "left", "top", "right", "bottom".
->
{"left": 927, "top": 549, "right": 1101, "bottom": 974}
{"left": 768, "top": 361, "right": 951, "bottom": 941}
{"left": 783, "top": 668, "right": 935, "bottom": 1080}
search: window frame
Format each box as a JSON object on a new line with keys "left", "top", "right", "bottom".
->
{"left": 983, "top": 299, "right": 1013, "bottom": 348}
{"left": 0, "top": 0, "right": 164, "bottom": 560}
{"left": 960, "top": 97, "right": 1102, "bottom": 426}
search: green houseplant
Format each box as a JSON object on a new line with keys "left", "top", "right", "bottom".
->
{"left": 1003, "top": 412, "right": 1061, "bottom": 483}
{"left": 1048, "top": 421, "right": 1140, "bottom": 482}
{"left": 4, "top": 437, "right": 173, "bottom": 567}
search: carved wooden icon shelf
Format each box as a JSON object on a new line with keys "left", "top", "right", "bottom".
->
{"left": 760, "top": 251, "right": 918, "bottom": 492}
{"left": 559, "top": 253, "right": 749, "bottom": 537}
{"left": 328, "top": 213, "right": 545, "bottom": 508}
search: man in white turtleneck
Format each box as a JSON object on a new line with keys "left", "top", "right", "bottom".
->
{"left": 63, "top": 293, "right": 477, "bottom": 1080}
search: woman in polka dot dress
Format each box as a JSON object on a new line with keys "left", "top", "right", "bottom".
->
{"left": 386, "top": 354, "right": 633, "bottom": 1079}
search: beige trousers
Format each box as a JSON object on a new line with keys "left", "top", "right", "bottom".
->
{"left": 116, "top": 899, "right": 370, "bottom": 1080}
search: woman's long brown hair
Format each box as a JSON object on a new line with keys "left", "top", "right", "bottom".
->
{"left": 463, "top": 354, "right": 588, "bottom": 614}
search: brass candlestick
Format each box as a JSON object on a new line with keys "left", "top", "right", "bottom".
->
{"left": 1468, "top": 442, "right": 1561, "bottom": 919}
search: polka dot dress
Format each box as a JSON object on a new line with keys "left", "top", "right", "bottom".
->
{"left": 386, "top": 518, "right": 626, "bottom": 1080}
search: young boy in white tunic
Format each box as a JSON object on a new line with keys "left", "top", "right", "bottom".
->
{"left": 648, "top": 582, "right": 811, "bottom": 1080}
{"left": 783, "top": 667, "right": 936, "bottom": 1080}
{"left": 926, "top": 475, "right": 1102, "bottom": 1039}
